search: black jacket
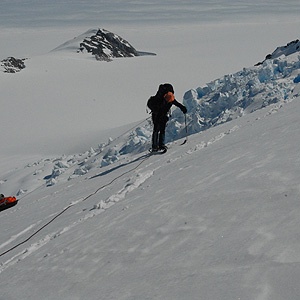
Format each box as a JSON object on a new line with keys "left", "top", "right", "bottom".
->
{"left": 148, "top": 94, "right": 186, "bottom": 116}
{"left": 147, "top": 83, "right": 187, "bottom": 117}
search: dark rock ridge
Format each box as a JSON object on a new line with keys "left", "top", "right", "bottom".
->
{"left": 78, "top": 29, "right": 141, "bottom": 61}
{"left": 255, "top": 39, "right": 300, "bottom": 66}
{"left": 1, "top": 57, "right": 26, "bottom": 73}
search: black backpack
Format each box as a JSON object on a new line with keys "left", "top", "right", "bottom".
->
{"left": 147, "top": 96, "right": 159, "bottom": 112}
{"left": 147, "top": 83, "right": 174, "bottom": 112}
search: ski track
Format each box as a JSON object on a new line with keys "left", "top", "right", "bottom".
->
{"left": 91, "top": 169, "right": 155, "bottom": 211}
{"left": 0, "top": 224, "right": 37, "bottom": 250}
{"left": 186, "top": 125, "right": 240, "bottom": 155}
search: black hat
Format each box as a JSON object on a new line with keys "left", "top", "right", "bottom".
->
{"left": 163, "top": 83, "right": 174, "bottom": 94}
{"left": 158, "top": 83, "right": 174, "bottom": 95}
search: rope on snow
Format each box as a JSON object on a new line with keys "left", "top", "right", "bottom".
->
{"left": 0, "top": 152, "right": 152, "bottom": 258}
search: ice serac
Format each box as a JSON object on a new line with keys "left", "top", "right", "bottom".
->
{"left": 178, "top": 39, "right": 300, "bottom": 138}
{"left": 78, "top": 28, "right": 141, "bottom": 61}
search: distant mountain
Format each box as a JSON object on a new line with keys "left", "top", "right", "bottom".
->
{"left": 255, "top": 39, "right": 300, "bottom": 66}
{"left": 52, "top": 28, "right": 156, "bottom": 61}
{"left": 79, "top": 28, "right": 140, "bottom": 61}
{"left": 1, "top": 29, "right": 156, "bottom": 73}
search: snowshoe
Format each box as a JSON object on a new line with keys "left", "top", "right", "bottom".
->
{"left": 149, "top": 146, "right": 167, "bottom": 154}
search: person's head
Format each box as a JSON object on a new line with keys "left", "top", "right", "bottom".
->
{"left": 157, "top": 83, "right": 174, "bottom": 95}
{"left": 163, "top": 83, "right": 174, "bottom": 94}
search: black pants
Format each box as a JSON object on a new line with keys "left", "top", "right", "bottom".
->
{"left": 152, "top": 113, "right": 168, "bottom": 149}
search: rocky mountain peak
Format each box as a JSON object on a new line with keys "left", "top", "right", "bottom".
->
{"left": 78, "top": 28, "right": 140, "bottom": 61}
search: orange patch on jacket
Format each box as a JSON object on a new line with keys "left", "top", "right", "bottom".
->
{"left": 164, "top": 92, "right": 175, "bottom": 102}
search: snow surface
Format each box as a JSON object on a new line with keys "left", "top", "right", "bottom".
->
{"left": 1, "top": 1, "right": 300, "bottom": 299}
{"left": 2, "top": 89, "right": 300, "bottom": 299}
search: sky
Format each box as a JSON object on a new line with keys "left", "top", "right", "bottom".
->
{"left": 1, "top": 0, "right": 300, "bottom": 28}
{"left": 1, "top": 0, "right": 300, "bottom": 57}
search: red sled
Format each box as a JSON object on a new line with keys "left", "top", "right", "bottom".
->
{"left": 0, "top": 197, "right": 18, "bottom": 212}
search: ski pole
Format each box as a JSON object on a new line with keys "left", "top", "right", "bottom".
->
{"left": 181, "top": 114, "right": 188, "bottom": 145}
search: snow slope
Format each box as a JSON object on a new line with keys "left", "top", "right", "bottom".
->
{"left": 1, "top": 87, "right": 300, "bottom": 299}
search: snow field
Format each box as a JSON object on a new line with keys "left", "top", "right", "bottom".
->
{"left": 1, "top": 93, "right": 300, "bottom": 299}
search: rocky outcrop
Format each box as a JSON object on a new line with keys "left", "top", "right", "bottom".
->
{"left": 1, "top": 57, "right": 26, "bottom": 73}
{"left": 78, "top": 29, "right": 140, "bottom": 61}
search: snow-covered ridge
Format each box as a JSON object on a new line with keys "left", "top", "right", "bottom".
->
{"left": 256, "top": 39, "right": 300, "bottom": 65}
{"left": 52, "top": 28, "right": 156, "bottom": 61}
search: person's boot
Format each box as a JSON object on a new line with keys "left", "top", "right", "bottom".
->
{"left": 158, "top": 132, "right": 166, "bottom": 150}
